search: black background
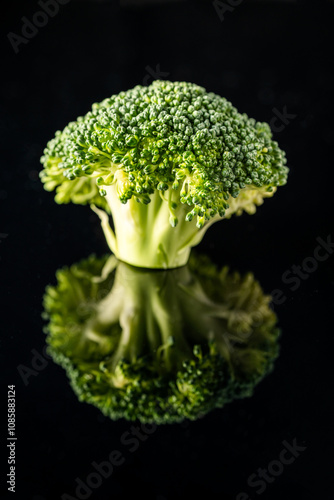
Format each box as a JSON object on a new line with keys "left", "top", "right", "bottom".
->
{"left": 1, "top": 1, "right": 333, "bottom": 499}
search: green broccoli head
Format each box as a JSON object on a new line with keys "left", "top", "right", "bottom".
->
{"left": 40, "top": 80, "right": 288, "bottom": 268}
{"left": 42, "top": 253, "right": 280, "bottom": 424}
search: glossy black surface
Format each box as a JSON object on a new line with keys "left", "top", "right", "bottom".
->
{"left": 1, "top": 2, "right": 333, "bottom": 499}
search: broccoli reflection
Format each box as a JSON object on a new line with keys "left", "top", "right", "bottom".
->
{"left": 42, "top": 254, "right": 280, "bottom": 424}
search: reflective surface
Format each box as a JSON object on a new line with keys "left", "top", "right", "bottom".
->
{"left": 2, "top": 2, "right": 333, "bottom": 499}
{"left": 43, "top": 254, "right": 280, "bottom": 424}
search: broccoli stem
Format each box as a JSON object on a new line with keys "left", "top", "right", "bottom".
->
{"left": 150, "top": 272, "right": 193, "bottom": 371}
{"left": 110, "top": 300, "right": 147, "bottom": 371}
{"left": 92, "top": 262, "right": 148, "bottom": 370}
{"left": 82, "top": 261, "right": 195, "bottom": 375}
{"left": 87, "top": 263, "right": 167, "bottom": 371}
{"left": 90, "top": 204, "right": 118, "bottom": 256}
{"left": 96, "top": 185, "right": 216, "bottom": 269}
{"left": 91, "top": 184, "right": 276, "bottom": 269}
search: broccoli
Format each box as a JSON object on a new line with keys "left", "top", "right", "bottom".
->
{"left": 40, "top": 80, "right": 288, "bottom": 269}
{"left": 42, "top": 253, "right": 280, "bottom": 424}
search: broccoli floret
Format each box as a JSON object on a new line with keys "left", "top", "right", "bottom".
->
{"left": 42, "top": 253, "right": 280, "bottom": 424}
{"left": 40, "top": 80, "right": 288, "bottom": 269}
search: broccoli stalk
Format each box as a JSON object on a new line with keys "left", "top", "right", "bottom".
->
{"left": 43, "top": 253, "right": 280, "bottom": 423}
{"left": 40, "top": 81, "right": 288, "bottom": 269}
{"left": 92, "top": 185, "right": 217, "bottom": 268}
{"left": 82, "top": 260, "right": 197, "bottom": 379}
{"left": 92, "top": 183, "right": 276, "bottom": 268}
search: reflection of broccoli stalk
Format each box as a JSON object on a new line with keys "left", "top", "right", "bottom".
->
{"left": 43, "top": 254, "right": 280, "bottom": 424}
